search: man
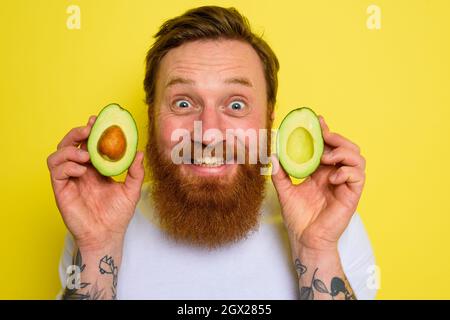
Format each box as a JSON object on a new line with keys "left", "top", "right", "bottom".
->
{"left": 48, "top": 6, "right": 376, "bottom": 300}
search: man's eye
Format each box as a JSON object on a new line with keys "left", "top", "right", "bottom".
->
{"left": 228, "top": 100, "right": 245, "bottom": 111}
{"left": 175, "top": 100, "right": 191, "bottom": 108}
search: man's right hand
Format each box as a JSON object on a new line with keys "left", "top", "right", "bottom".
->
{"left": 47, "top": 115, "right": 145, "bottom": 252}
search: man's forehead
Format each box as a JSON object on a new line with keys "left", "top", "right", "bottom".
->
{"left": 157, "top": 39, "right": 265, "bottom": 89}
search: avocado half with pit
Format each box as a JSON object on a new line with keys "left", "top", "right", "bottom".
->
{"left": 87, "top": 103, "right": 138, "bottom": 176}
{"left": 276, "top": 107, "right": 324, "bottom": 178}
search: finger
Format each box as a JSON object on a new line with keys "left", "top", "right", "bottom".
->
{"left": 57, "top": 116, "right": 97, "bottom": 150}
{"left": 318, "top": 115, "right": 330, "bottom": 132}
{"left": 321, "top": 146, "right": 365, "bottom": 169}
{"left": 47, "top": 146, "right": 90, "bottom": 169}
{"left": 80, "top": 141, "right": 88, "bottom": 152}
{"left": 329, "top": 166, "right": 365, "bottom": 191}
{"left": 323, "top": 144, "right": 333, "bottom": 155}
{"left": 318, "top": 117, "right": 331, "bottom": 154}
{"left": 319, "top": 116, "right": 360, "bottom": 152}
{"left": 124, "top": 151, "right": 145, "bottom": 196}
{"left": 52, "top": 161, "right": 87, "bottom": 181}
{"left": 79, "top": 117, "right": 95, "bottom": 151}
{"left": 270, "top": 154, "right": 292, "bottom": 192}
{"left": 82, "top": 116, "right": 96, "bottom": 152}
{"left": 310, "top": 164, "right": 334, "bottom": 186}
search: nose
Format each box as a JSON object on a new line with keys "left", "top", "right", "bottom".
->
{"left": 196, "top": 105, "right": 223, "bottom": 145}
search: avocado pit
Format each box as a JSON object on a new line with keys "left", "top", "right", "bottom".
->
{"left": 97, "top": 125, "right": 127, "bottom": 161}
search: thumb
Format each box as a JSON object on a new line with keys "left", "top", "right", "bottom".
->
{"left": 270, "top": 154, "right": 292, "bottom": 193}
{"left": 124, "top": 151, "right": 145, "bottom": 196}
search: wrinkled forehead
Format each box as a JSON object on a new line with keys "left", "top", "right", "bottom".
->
{"left": 155, "top": 39, "right": 267, "bottom": 96}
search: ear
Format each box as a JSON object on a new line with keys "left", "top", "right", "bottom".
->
{"left": 270, "top": 110, "right": 275, "bottom": 121}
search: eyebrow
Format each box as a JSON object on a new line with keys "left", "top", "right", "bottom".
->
{"left": 165, "top": 77, "right": 195, "bottom": 88}
{"left": 165, "top": 76, "right": 253, "bottom": 88}
{"left": 224, "top": 77, "right": 253, "bottom": 87}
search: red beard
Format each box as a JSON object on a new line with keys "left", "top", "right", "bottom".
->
{"left": 146, "top": 139, "right": 268, "bottom": 249}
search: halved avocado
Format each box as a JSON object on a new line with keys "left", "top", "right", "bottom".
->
{"left": 276, "top": 107, "right": 324, "bottom": 178}
{"left": 87, "top": 103, "right": 138, "bottom": 176}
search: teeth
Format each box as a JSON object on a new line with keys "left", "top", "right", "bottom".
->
{"left": 193, "top": 156, "right": 224, "bottom": 166}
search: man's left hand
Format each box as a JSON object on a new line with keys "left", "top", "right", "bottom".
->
{"left": 271, "top": 116, "right": 366, "bottom": 253}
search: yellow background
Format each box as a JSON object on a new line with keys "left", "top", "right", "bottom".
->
{"left": 1, "top": 0, "right": 449, "bottom": 299}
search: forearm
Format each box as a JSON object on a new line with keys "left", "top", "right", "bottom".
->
{"left": 62, "top": 244, "right": 122, "bottom": 300}
{"left": 294, "top": 247, "right": 356, "bottom": 300}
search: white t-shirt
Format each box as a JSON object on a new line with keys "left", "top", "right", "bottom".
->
{"left": 58, "top": 181, "right": 377, "bottom": 299}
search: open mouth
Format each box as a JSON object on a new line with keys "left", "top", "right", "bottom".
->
{"left": 183, "top": 156, "right": 236, "bottom": 176}
{"left": 191, "top": 156, "right": 225, "bottom": 167}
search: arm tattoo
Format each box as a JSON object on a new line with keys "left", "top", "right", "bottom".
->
{"left": 62, "top": 249, "right": 118, "bottom": 300}
{"left": 99, "top": 255, "right": 118, "bottom": 299}
{"left": 295, "top": 258, "right": 356, "bottom": 300}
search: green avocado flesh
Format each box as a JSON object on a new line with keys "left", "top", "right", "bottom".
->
{"left": 87, "top": 103, "right": 138, "bottom": 176}
{"left": 276, "top": 107, "right": 324, "bottom": 178}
